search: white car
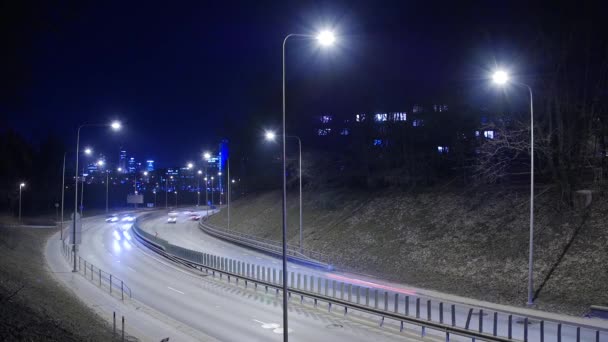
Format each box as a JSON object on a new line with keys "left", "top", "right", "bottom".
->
{"left": 105, "top": 215, "right": 119, "bottom": 223}
{"left": 167, "top": 217, "right": 177, "bottom": 223}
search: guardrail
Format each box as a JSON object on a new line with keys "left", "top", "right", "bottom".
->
{"left": 61, "top": 241, "right": 132, "bottom": 300}
{"left": 199, "top": 220, "right": 331, "bottom": 267}
{"left": 133, "top": 219, "right": 533, "bottom": 342}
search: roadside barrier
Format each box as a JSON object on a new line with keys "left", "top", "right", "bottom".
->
{"left": 61, "top": 240, "right": 132, "bottom": 300}
{"left": 199, "top": 220, "right": 331, "bottom": 268}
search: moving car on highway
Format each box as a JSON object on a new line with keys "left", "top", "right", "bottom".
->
{"left": 167, "top": 211, "right": 178, "bottom": 223}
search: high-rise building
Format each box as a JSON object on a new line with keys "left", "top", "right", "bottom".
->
{"left": 128, "top": 157, "right": 137, "bottom": 173}
{"left": 146, "top": 160, "right": 155, "bottom": 172}
{"left": 119, "top": 150, "right": 127, "bottom": 172}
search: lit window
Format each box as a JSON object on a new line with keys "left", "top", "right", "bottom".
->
{"left": 320, "top": 115, "right": 333, "bottom": 124}
{"left": 355, "top": 114, "right": 366, "bottom": 122}
{"left": 374, "top": 113, "right": 388, "bottom": 122}
{"left": 373, "top": 139, "right": 383, "bottom": 146}
{"left": 437, "top": 146, "right": 449, "bottom": 153}
{"left": 475, "top": 131, "right": 480, "bottom": 137}
{"left": 391, "top": 112, "right": 407, "bottom": 121}
{"left": 340, "top": 128, "right": 350, "bottom": 136}
{"left": 412, "top": 105, "right": 423, "bottom": 113}
{"left": 484, "top": 130, "right": 494, "bottom": 139}
{"left": 412, "top": 119, "right": 424, "bottom": 127}
{"left": 317, "top": 128, "right": 331, "bottom": 136}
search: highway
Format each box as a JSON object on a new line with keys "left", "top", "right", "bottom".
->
{"left": 138, "top": 208, "right": 607, "bottom": 342}
{"left": 47, "top": 211, "right": 433, "bottom": 341}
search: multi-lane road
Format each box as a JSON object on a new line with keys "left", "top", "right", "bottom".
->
{"left": 44, "top": 208, "right": 608, "bottom": 341}
{"left": 46, "top": 211, "right": 430, "bottom": 341}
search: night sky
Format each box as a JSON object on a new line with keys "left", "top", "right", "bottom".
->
{"left": 1, "top": 1, "right": 600, "bottom": 167}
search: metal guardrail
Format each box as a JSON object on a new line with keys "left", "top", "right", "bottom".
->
{"left": 199, "top": 220, "right": 331, "bottom": 267}
{"left": 133, "top": 219, "right": 529, "bottom": 342}
{"left": 61, "top": 241, "right": 132, "bottom": 300}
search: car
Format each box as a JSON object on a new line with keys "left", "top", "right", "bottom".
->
{"left": 167, "top": 211, "right": 178, "bottom": 223}
{"left": 189, "top": 214, "right": 201, "bottom": 221}
{"left": 105, "top": 215, "right": 119, "bottom": 223}
{"left": 121, "top": 215, "right": 135, "bottom": 222}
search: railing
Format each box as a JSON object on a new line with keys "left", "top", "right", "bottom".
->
{"left": 199, "top": 220, "right": 331, "bottom": 267}
{"left": 134, "top": 217, "right": 608, "bottom": 342}
{"left": 133, "top": 219, "right": 527, "bottom": 342}
{"left": 61, "top": 241, "right": 132, "bottom": 300}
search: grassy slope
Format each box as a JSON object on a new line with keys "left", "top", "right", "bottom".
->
{"left": 0, "top": 227, "right": 119, "bottom": 341}
{"left": 209, "top": 187, "right": 608, "bottom": 315}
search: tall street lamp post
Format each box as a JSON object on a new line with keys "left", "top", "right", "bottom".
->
{"left": 279, "top": 30, "right": 335, "bottom": 341}
{"left": 72, "top": 121, "right": 121, "bottom": 273}
{"left": 18, "top": 183, "right": 25, "bottom": 223}
{"left": 211, "top": 176, "right": 214, "bottom": 206}
{"left": 165, "top": 175, "right": 173, "bottom": 209}
{"left": 60, "top": 153, "right": 66, "bottom": 240}
{"left": 203, "top": 152, "right": 211, "bottom": 209}
{"left": 266, "top": 131, "right": 304, "bottom": 253}
{"left": 197, "top": 170, "right": 202, "bottom": 206}
{"left": 492, "top": 70, "right": 535, "bottom": 305}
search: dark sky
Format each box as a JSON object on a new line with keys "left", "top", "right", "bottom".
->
{"left": 0, "top": 1, "right": 600, "bottom": 167}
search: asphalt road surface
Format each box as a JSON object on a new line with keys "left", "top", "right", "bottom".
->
{"left": 53, "top": 212, "right": 437, "bottom": 341}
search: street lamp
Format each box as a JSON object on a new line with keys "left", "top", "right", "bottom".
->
{"left": 187, "top": 162, "right": 193, "bottom": 169}
{"left": 210, "top": 176, "right": 214, "bottom": 206}
{"left": 174, "top": 191, "right": 178, "bottom": 208}
{"left": 165, "top": 175, "right": 173, "bottom": 209}
{"left": 18, "top": 183, "right": 25, "bottom": 223}
{"left": 72, "top": 121, "right": 121, "bottom": 272}
{"left": 265, "top": 130, "right": 304, "bottom": 253}
{"left": 492, "top": 69, "right": 535, "bottom": 306}
{"left": 203, "top": 152, "right": 211, "bottom": 208}
{"left": 278, "top": 30, "right": 336, "bottom": 340}
{"left": 197, "top": 170, "right": 203, "bottom": 206}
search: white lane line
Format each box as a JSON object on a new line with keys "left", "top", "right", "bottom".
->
{"left": 127, "top": 266, "right": 137, "bottom": 273}
{"left": 167, "top": 286, "right": 185, "bottom": 294}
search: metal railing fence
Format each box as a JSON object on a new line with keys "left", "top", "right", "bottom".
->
{"left": 61, "top": 240, "right": 132, "bottom": 300}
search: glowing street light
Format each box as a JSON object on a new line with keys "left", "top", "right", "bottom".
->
{"left": 265, "top": 130, "right": 276, "bottom": 141}
{"left": 491, "top": 69, "right": 535, "bottom": 305}
{"left": 117, "top": 167, "right": 122, "bottom": 172}
{"left": 187, "top": 163, "right": 193, "bottom": 169}
{"left": 203, "top": 152, "right": 211, "bottom": 160}
{"left": 110, "top": 121, "right": 121, "bottom": 130}
{"left": 316, "top": 30, "right": 336, "bottom": 46}
{"left": 492, "top": 70, "right": 509, "bottom": 85}
{"left": 97, "top": 160, "right": 104, "bottom": 166}
{"left": 143, "top": 171, "right": 148, "bottom": 176}
{"left": 84, "top": 148, "right": 92, "bottom": 155}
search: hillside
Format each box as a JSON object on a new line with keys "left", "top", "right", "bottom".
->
{"left": 208, "top": 186, "right": 608, "bottom": 315}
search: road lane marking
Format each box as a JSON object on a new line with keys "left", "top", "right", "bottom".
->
{"left": 127, "top": 266, "right": 137, "bottom": 273}
{"left": 167, "top": 286, "right": 185, "bottom": 294}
